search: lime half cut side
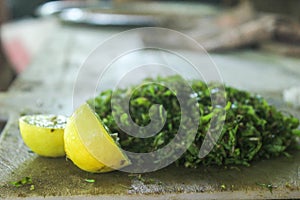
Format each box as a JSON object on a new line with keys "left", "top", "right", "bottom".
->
{"left": 19, "top": 114, "right": 67, "bottom": 157}
{"left": 64, "top": 103, "right": 131, "bottom": 173}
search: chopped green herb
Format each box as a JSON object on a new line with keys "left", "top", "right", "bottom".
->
{"left": 29, "top": 185, "right": 35, "bottom": 191}
{"left": 256, "top": 183, "right": 277, "bottom": 193}
{"left": 220, "top": 184, "right": 226, "bottom": 191}
{"left": 84, "top": 179, "right": 95, "bottom": 183}
{"left": 88, "top": 75, "right": 300, "bottom": 167}
{"left": 129, "top": 174, "right": 156, "bottom": 184}
{"left": 11, "top": 177, "right": 32, "bottom": 188}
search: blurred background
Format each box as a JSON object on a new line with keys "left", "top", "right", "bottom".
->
{"left": 1, "top": 0, "right": 300, "bottom": 96}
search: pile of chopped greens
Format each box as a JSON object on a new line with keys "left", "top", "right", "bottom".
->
{"left": 88, "top": 76, "right": 300, "bottom": 167}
